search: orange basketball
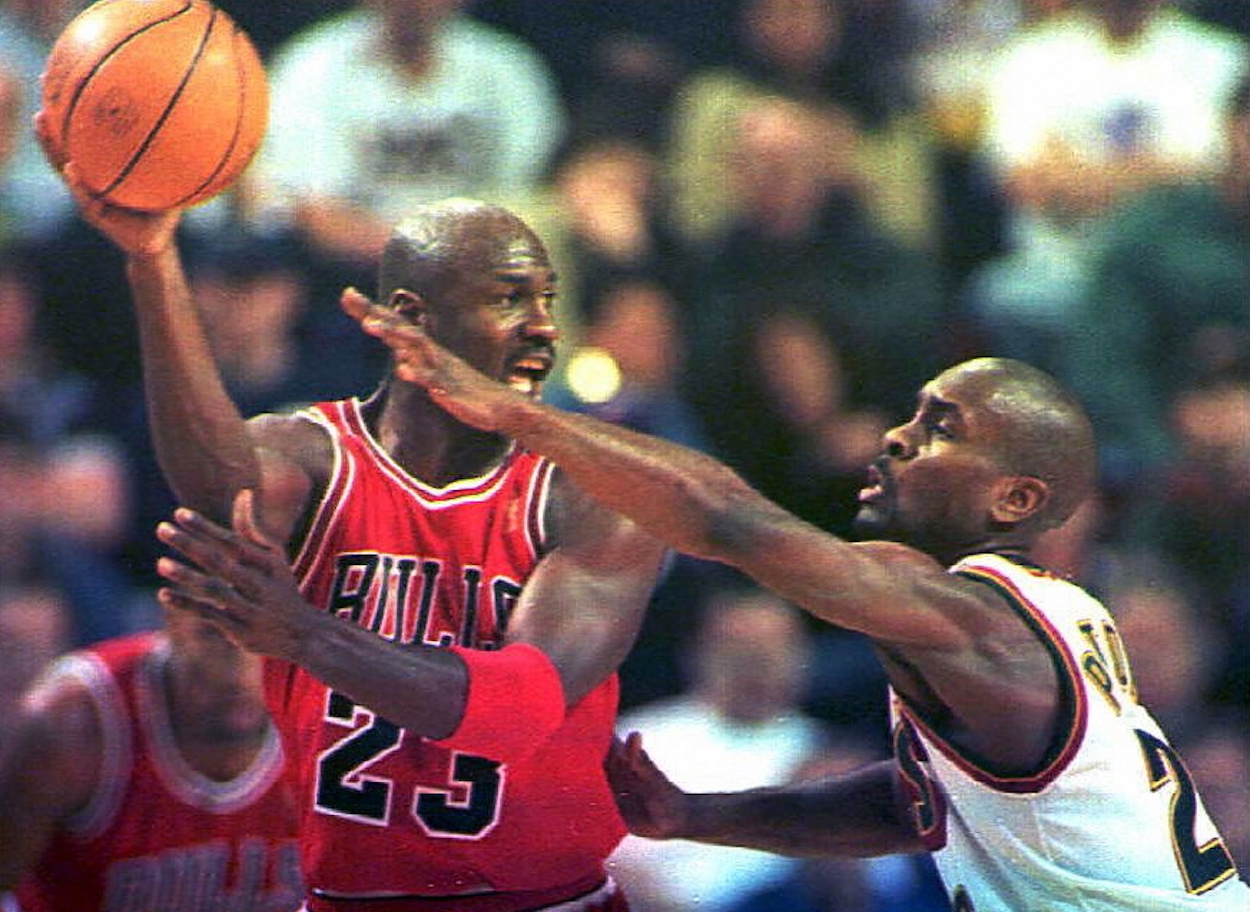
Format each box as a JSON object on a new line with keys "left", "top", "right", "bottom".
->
{"left": 40, "top": 0, "right": 269, "bottom": 211}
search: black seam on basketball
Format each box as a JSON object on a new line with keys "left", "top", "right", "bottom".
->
{"left": 170, "top": 21, "right": 250, "bottom": 207}
{"left": 59, "top": 0, "right": 196, "bottom": 175}
{"left": 103, "top": 3, "right": 216, "bottom": 200}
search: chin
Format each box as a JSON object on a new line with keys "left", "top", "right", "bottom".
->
{"left": 852, "top": 507, "right": 889, "bottom": 541}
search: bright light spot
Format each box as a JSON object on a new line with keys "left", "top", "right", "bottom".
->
{"left": 566, "top": 347, "right": 621, "bottom": 405}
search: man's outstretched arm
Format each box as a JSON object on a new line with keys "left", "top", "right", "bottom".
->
{"left": 606, "top": 733, "right": 926, "bottom": 859}
{"left": 341, "top": 288, "right": 959, "bottom": 648}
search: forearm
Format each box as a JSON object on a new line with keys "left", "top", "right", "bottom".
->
{"left": 489, "top": 396, "right": 773, "bottom": 562}
{"left": 288, "top": 617, "right": 569, "bottom": 761}
{"left": 677, "top": 761, "right": 923, "bottom": 859}
{"left": 128, "top": 247, "right": 260, "bottom": 521}
{"left": 287, "top": 609, "right": 468, "bottom": 738}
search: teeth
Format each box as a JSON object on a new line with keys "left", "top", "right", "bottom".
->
{"left": 508, "top": 374, "right": 539, "bottom": 395}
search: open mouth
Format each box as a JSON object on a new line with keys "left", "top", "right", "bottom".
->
{"left": 507, "top": 354, "right": 553, "bottom": 397}
{"left": 857, "top": 463, "right": 887, "bottom": 504}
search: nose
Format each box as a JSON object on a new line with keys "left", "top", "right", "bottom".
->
{"left": 882, "top": 421, "right": 914, "bottom": 459}
{"left": 522, "top": 295, "right": 559, "bottom": 342}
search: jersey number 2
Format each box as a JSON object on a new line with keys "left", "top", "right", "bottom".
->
{"left": 315, "top": 692, "right": 503, "bottom": 837}
{"left": 1137, "top": 729, "right": 1236, "bottom": 894}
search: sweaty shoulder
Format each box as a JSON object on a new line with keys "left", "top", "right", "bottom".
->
{"left": 3, "top": 670, "right": 104, "bottom": 821}
{"left": 247, "top": 410, "right": 334, "bottom": 478}
{"left": 246, "top": 410, "right": 335, "bottom": 542}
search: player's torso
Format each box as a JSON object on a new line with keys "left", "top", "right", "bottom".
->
{"left": 17, "top": 635, "right": 302, "bottom": 912}
{"left": 271, "top": 401, "right": 623, "bottom": 902}
{"left": 890, "top": 553, "right": 1248, "bottom": 911}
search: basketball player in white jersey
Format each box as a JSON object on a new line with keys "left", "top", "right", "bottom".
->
{"left": 265, "top": 329, "right": 1248, "bottom": 911}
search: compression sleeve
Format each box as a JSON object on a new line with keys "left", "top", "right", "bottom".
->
{"left": 432, "top": 643, "right": 567, "bottom": 764}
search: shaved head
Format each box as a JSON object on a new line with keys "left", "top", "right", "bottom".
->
{"left": 377, "top": 198, "right": 546, "bottom": 304}
{"left": 948, "top": 358, "right": 1098, "bottom": 529}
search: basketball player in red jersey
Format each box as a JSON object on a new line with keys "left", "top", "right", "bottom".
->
{"left": 45, "top": 126, "right": 666, "bottom": 911}
{"left": 0, "top": 609, "right": 302, "bottom": 911}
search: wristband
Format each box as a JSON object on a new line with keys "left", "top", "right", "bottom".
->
{"left": 434, "top": 643, "right": 566, "bottom": 763}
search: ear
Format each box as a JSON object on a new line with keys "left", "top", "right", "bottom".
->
{"left": 990, "top": 475, "right": 1049, "bottom": 525}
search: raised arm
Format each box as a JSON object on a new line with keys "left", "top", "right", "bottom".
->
{"left": 341, "top": 294, "right": 1069, "bottom": 775}
{"left": 39, "top": 124, "right": 316, "bottom": 537}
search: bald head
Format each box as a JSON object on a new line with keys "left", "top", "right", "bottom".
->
{"left": 947, "top": 358, "right": 1098, "bottom": 530}
{"left": 377, "top": 198, "right": 547, "bottom": 305}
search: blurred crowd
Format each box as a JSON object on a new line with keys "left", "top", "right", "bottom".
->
{"left": 0, "top": 0, "right": 1246, "bottom": 907}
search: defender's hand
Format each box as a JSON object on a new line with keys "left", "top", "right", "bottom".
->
{"left": 340, "top": 286, "right": 517, "bottom": 432}
{"left": 606, "top": 732, "right": 691, "bottom": 840}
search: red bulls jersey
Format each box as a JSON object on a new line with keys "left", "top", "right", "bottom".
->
{"left": 14, "top": 633, "right": 302, "bottom": 912}
{"left": 270, "top": 399, "right": 625, "bottom": 908}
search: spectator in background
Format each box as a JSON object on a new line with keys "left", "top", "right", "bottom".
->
{"left": 1059, "top": 71, "right": 1249, "bottom": 487}
{"left": 0, "top": 253, "right": 146, "bottom": 644}
{"left": 548, "top": 278, "right": 709, "bottom": 454}
{"left": 674, "top": 94, "right": 944, "bottom": 519}
{"left": 665, "top": 0, "right": 936, "bottom": 252}
{"left": 470, "top": 0, "right": 736, "bottom": 152}
{"left": 1109, "top": 572, "right": 1229, "bottom": 744}
{"left": 539, "top": 136, "right": 690, "bottom": 329}
{"left": 185, "top": 232, "right": 376, "bottom": 415}
{"left": 248, "top": 0, "right": 567, "bottom": 283}
{"left": 0, "top": 427, "right": 146, "bottom": 647}
{"left": 901, "top": 0, "right": 1049, "bottom": 301}
{"left": 0, "top": 0, "right": 80, "bottom": 245}
{"left": 1131, "top": 369, "right": 1250, "bottom": 721}
{"left": 966, "top": 0, "right": 1247, "bottom": 373}
{"left": 609, "top": 588, "right": 837, "bottom": 912}
{"left": 39, "top": 435, "right": 147, "bottom": 640}
{"left": 745, "top": 309, "right": 888, "bottom": 539}
{"left": 0, "top": 251, "right": 99, "bottom": 447}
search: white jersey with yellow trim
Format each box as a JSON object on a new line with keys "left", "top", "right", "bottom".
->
{"left": 889, "top": 552, "right": 1250, "bottom": 911}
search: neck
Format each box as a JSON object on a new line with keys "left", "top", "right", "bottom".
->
{"left": 162, "top": 659, "right": 267, "bottom": 782}
{"left": 372, "top": 381, "right": 512, "bottom": 485}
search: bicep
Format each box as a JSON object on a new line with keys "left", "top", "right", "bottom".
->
{"left": 718, "top": 511, "right": 974, "bottom": 649}
{"left": 507, "top": 483, "right": 667, "bottom": 704}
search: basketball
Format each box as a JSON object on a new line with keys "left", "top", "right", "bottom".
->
{"left": 39, "top": 0, "right": 269, "bottom": 211}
